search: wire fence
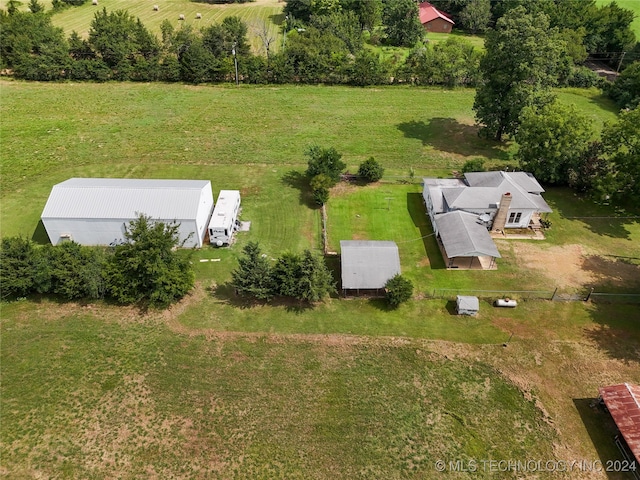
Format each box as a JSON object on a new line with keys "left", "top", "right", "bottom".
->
{"left": 428, "top": 288, "right": 640, "bottom": 304}
{"left": 428, "top": 289, "right": 556, "bottom": 301}
{"left": 588, "top": 293, "right": 640, "bottom": 304}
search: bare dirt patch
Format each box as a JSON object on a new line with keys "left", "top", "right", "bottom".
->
{"left": 512, "top": 243, "right": 596, "bottom": 289}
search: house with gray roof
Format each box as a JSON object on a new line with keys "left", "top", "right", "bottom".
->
{"left": 41, "top": 178, "right": 215, "bottom": 248}
{"left": 422, "top": 171, "right": 551, "bottom": 269}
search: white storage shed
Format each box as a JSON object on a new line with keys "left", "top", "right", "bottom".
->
{"left": 456, "top": 295, "right": 479, "bottom": 315}
{"left": 41, "top": 178, "right": 214, "bottom": 248}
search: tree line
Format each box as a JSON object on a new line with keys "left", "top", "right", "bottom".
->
{"left": 471, "top": 6, "right": 640, "bottom": 204}
{"left": 0, "top": 215, "right": 194, "bottom": 308}
{"left": 2, "top": 0, "right": 636, "bottom": 90}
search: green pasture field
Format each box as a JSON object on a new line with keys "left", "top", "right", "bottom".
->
{"left": 0, "top": 0, "right": 285, "bottom": 54}
{"left": 1, "top": 307, "right": 559, "bottom": 479}
{"left": 1, "top": 81, "right": 639, "bottom": 478}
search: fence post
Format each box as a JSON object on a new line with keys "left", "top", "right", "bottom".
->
{"left": 585, "top": 287, "right": 594, "bottom": 302}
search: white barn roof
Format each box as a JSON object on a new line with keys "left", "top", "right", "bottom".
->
{"left": 340, "top": 240, "right": 401, "bottom": 290}
{"left": 42, "top": 178, "right": 211, "bottom": 220}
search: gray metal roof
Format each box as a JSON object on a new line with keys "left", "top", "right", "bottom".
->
{"left": 435, "top": 211, "right": 501, "bottom": 258}
{"left": 41, "top": 178, "right": 212, "bottom": 220}
{"left": 428, "top": 171, "right": 552, "bottom": 213}
{"left": 340, "top": 240, "right": 401, "bottom": 289}
{"left": 423, "top": 178, "right": 465, "bottom": 214}
{"left": 456, "top": 295, "right": 479, "bottom": 310}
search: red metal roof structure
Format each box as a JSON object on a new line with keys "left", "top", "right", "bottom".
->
{"left": 599, "top": 383, "right": 640, "bottom": 462}
{"left": 419, "top": 2, "right": 455, "bottom": 26}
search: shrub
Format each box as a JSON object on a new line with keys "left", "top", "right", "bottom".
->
{"left": 461, "top": 158, "right": 486, "bottom": 173}
{"left": 385, "top": 274, "right": 413, "bottom": 307}
{"left": 357, "top": 157, "right": 384, "bottom": 182}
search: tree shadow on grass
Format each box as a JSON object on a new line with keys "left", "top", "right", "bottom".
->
{"left": 32, "top": 220, "right": 51, "bottom": 245}
{"left": 406, "top": 192, "right": 446, "bottom": 269}
{"left": 573, "top": 398, "right": 624, "bottom": 479}
{"left": 544, "top": 187, "right": 640, "bottom": 240}
{"left": 367, "top": 297, "right": 394, "bottom": 312}
{"left": 582, "top": 301, "right": 640, "bottom": 364}
{"left": 210, "top": 282, "right": 314, "bottom": 314}
{"left": 397, "top": 118, "right": 510, "bottom": 161}
{"left": 281, "top": 170, "right": 318, "bottom": 210}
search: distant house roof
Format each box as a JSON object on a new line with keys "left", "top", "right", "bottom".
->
{"left": 435, "top": 211, "right": 501, "bottom": 258}
{"left": 41, "top": 178, "right": 212, "bottom": 221}
{"left": 419, "top": 2, "right": 455, "bottom": 25}
{"left": 340, "top": 240, "right": 401, "bottom": 290}
{"left": 599, "top": 383, "right": 640, "bottom": 462}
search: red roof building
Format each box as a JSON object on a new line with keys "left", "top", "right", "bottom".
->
{"left": 419, "top": 2, "right": 455, "bottom": 33}
{"left": 599, "top": 383, "right": 640, "bottom": 464}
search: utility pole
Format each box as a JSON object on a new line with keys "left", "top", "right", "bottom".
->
{"left": 232, "top": 42, "right": 239, "bottom": 86}
{"left": 616, "top": 51, "right": 626, "bottom": 73}
{"left": 282, "top": 15, "right": 288, "bottom": 50}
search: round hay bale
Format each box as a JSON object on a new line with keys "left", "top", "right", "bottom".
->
{"left": 196, "top": 13, "right": 202, "bottom": 19}
{"left": 179, "top": 13, "right": 185, "bottom": 20}
{"left": 92, "top": 0, "right": 98, "bottom": 4}
{"left": 153, "top": 4, "right": 159, "bottom": 10}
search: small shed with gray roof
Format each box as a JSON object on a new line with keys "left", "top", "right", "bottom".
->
{"left": 340, "top": 240, "right": 401, "bottom": 296}
{"left": 41, "top": 178, "right": 214, "bottom": 248}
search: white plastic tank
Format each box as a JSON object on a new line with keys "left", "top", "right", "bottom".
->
{"left": 494, "top": 298, "right": 518, "bottom": 308}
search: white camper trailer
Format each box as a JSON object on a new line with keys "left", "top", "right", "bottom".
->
{"left": 208, "top": 190, "right": 241, "bottom": 246}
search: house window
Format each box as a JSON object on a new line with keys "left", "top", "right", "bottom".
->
{"left": 508, "top": 212, "right": 522, "bottom": 224}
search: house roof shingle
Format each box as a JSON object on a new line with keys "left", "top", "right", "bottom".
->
{"left": 435, "top": 211, "right": 501, "bottom": 258}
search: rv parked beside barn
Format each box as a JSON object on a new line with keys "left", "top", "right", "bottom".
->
{"left": 41, "top": 178, "right": 214, "bottom": 248}
{"left": 208, "top": 190, "right": 241, "bottom": 246}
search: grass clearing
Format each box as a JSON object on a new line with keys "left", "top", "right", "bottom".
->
{"left": 0, "top": 307, "right": 556, "bottom": 478}
{"left": 1, "top": 81, "right": 638, "bottom": 478}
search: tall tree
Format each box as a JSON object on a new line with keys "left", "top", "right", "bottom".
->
{"left": 382, "top": 0, "right": 423, "bottom": 47}
{"left": 296, "top": 250, "right": 334, "bottom": 302}
{"left": 305, "top": 145, "right": 346, "bottom": 184}
{"left": 459, "top": 0, "right": 491, "bottom": 33}
{"left": 231, "top": 241, "right": 275, "bottom": 300}
{"left": 473, "top": 7, "right": 569, "bottom": 141}
{"left": 608, "top": 61, "right": 640, "bottom": 110}
{"left": 105, "top": 215, "right": 194, "bottom": 307}
{"left": 342, "top": 0, "right": 382, "bottom": 31}
{"left": 515, "top": 100, "right": 594, "bottom": 185}
{"left": 600, "top": 107, "right": 640, "bottom": 203}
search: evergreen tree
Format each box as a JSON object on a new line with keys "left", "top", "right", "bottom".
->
{"left": 296, "top": 250, "right": 334, "bottom": 302}
{"left": 385, "top": 274, "right": 413, "bottom": 307}
{"left": 0, "top": 237, "right": 49, "bottom": 299}
{"left": 231, "top": 241, "right": 275, "bottom": 300}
